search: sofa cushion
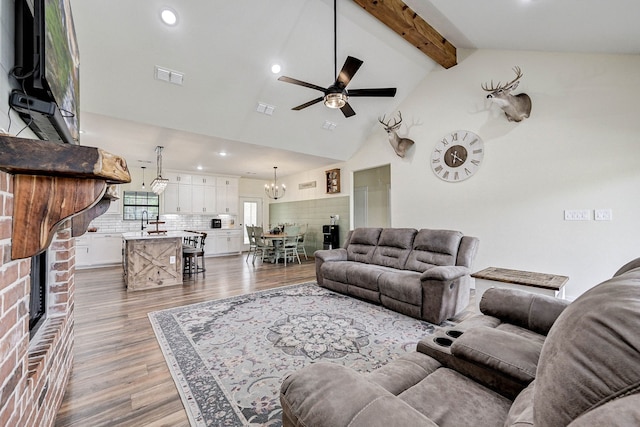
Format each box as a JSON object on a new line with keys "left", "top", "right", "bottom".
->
{"left": 399, "top": 368, "right": 512, "bottom": 427}
{"left": 366, "top": 351, "right": 442, "bottom": 396}
{"left": 405, "top": 229, "right": 463, "bottom": 272}
{"left": 371, "top": 228, "right": 417, "bottom": 269}
{"left": 345, "top": 263, "right": 387, "bottom": 292}
{"left": 346, "top": 228, "right": 382, "bottom": 263}
{"left": 378, "top": 270, "right": 422, "bottom": 305}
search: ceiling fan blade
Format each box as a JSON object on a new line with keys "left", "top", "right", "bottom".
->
{"left": 278, "top": 76, "right": 327, "bottom": 93}
{"left": 292, "top": 97, "right": 324, "bottom": 110}
{"left": 348, "top": 88, "right": 397, "bottom": 97}
{"left": 336, "top": 56, "right": 363, "bottom": 88}
{"left": 340, "top": 103, "right": 356, "bottom": 118}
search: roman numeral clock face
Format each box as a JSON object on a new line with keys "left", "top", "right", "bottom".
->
{"left": 431, "top": 130, "right": 484, "bottom": 182}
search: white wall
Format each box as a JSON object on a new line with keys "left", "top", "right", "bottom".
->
{"left": 347, "top": 49, "right": 640, "bottom": 299}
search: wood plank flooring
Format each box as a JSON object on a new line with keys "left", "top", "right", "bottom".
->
{"left": 54, "top": 254, "right": 317, "bottom": 427}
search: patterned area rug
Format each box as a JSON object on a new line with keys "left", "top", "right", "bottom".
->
{"left": 148, "top": 282, "right": 451, "bottom": 426}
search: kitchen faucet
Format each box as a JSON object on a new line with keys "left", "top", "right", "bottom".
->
{"left": 141, "top": 210, "right": 149, "bottom": 231}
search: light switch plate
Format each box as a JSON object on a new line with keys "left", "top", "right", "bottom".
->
{"left": 564, "top": 209, "right": 590, "bottom": 221}
{"left": 594, "top": 209, "right": 613, "bottom": 221}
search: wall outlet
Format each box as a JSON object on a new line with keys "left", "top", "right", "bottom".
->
{"left": 564, "top": 209, "right": 590, "bottom": 221}
{"left": 169, "top": 256, "right": 176, "bottom": 264}
{"left": 594, "top": 209, "right": 613, "bottom": 221}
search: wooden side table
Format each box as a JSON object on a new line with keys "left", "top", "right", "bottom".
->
{"left": 472, "top": 267, "right": 569, "bottom": 311}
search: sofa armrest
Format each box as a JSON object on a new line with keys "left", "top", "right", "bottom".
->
{"left": 314, "top": 248, "right": 347, "bottom": 263}
{"left": 314, "top": 248, "right": 347, "bottom": 287}
{"left": 280, "top": 362, "right": 437, "bottom": 427}
{"left": 480, "top": 288, "right": 570, "bottom": 335}
{"left": 451, "top": 327, "right": 541, "bottom": 384}
{"left": 420, "top": 265, "right": 470, "bottom": 282}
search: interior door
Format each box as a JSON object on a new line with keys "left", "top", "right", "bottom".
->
{"left": 240, "top": 197, "right": 263, "bottom": 250}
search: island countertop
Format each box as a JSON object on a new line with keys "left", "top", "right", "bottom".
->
{"left": 122, "top": 231, "right": 200, "bottom": 241}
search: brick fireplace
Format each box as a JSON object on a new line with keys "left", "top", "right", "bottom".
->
{"left": 0, "top": 170, "right": 75, "bottom": 426}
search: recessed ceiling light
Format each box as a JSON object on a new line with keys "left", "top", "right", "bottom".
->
{"left": 196, "top": 165, "right": 203, "bottom": 170}
{"left": 219, "top": 152, "right": 227, "bottom": 157}
{"left": 271, "top": 64, "right": 281, "bottom": 74}
{"left": 160, "top": 8, "right": 178, "bottom": 26}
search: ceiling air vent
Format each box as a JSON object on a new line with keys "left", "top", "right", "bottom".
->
{"left": 154, "top": 66, "right": 184, "bottom": 85}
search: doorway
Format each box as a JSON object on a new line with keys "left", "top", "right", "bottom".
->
{"left": 353, "top": 164, "right": 391, "bottom": 228}
{"left": 241, "top": 197, "right": 263, "bottom": 250}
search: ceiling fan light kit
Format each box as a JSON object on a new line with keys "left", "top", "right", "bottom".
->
{"left": 324, "top": 92, "right": 347, "bottom": 109}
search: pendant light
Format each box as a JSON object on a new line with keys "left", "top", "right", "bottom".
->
{"left": 141, "top": 166, "right": 146, "bottom": 189}
{"left": 150, "top": 146, "right": 169, "bottom": 195}
{"left": 264, "top": 166, "right": 286, "bottom": 200}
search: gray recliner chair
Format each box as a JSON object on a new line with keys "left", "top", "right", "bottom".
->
{"left": 280, "top": 261, "right": 640, "bottom": 426}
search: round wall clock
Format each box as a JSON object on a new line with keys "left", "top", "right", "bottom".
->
{"left": 431, "top": 130, "right": 484, "bottom": 182}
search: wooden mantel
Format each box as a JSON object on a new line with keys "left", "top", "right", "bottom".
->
{"left": 0, "top": 135, "right": 131, "bottom": 260}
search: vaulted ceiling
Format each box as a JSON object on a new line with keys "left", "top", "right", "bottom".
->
{"left": 69, "top": 0, "right": 640, "bottom": 179}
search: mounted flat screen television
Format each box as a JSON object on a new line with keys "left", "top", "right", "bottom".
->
{"left": 11, "top": 0, "right": 80, "bottom": 144}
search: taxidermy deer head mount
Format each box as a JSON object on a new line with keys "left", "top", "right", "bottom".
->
{"left": 482, "top": 66, "right": 532, "bottom": 122}
{"left": 378, "top": 111, "right": 415, "bottom": 158}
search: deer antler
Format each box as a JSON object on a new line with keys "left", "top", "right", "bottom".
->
{"left": 378, "top": 112, "right": 402, "bottom": 129}
{"left": 482, "top": 66, "right": 524, "bottom": 92}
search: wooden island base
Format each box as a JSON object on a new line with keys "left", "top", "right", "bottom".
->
{"left": 123, "top": 234, "right": 183, "bottom": 291}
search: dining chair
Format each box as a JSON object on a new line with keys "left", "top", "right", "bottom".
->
{"left": 245, "top": 225, "right": 257, "bottom": 263}
{"left": 252, "top": 227, "right": 274, "bottom": 264}
{"left": 280, "top": 234, "right": 301, "bottom": 266}
{"left": 296, "top": 224, "right": 308, "bottom": 260}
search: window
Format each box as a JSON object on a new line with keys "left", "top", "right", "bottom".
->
{"left": 123, "top": 191, "right": 160, "bottom": 220}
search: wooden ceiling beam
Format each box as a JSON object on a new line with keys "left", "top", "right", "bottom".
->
{"left": 352, "top": 0, "right": 457, "bottom": 69}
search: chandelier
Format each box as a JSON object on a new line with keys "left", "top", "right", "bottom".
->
{"left": 150, "top": 146, "right": 169, "bottom": 195}
{"left": 265, "top": 166, "right": 286, "bottom": 200}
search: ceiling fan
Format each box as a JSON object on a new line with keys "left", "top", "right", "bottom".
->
{"left": 278, "top": 0, "right": 397, "bottom": 118}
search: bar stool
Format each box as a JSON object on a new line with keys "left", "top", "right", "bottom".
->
{"left": 183, "top": 231, "right": 207, "bottom": 277}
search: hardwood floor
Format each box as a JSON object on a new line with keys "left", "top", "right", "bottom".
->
{"left": 54, "top": 253, "right": 317, "bottom": 427}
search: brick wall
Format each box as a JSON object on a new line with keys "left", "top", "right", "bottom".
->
{"left": 0, "top": 171, "right": 75, "bottom": 426}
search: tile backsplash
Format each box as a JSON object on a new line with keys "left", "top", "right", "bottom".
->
{"left": 89, "top": 213, "right": 238, "bottom": 233}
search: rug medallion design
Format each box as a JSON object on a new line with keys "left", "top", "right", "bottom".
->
{"left": 148, "top": 282, "right": 448, "bottom": 426}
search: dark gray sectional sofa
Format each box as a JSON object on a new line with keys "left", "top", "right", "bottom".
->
{"left": 314, "top": 227, "right": 479, "bottom": 324}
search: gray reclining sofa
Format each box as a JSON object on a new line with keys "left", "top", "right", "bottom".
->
{"left": 315, "top": 227, "right": 479, "bottom": 324}
{"left": 281, "top": 258, "right": 640, "bottom": 427}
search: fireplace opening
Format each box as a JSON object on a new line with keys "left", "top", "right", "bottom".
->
{"left": 29, "top": 251, "right": 47, "bottom": 337}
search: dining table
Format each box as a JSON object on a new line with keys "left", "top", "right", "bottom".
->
{"left": 260, "top": 233, "right": 300, "bottom": 264}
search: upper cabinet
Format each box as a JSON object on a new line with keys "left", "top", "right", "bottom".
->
{"left": 192, "top": 175, "right": 217, "bottom": 214}
{"left": 161, "top": 171, "right": 237, "bottom": 215}
{"left": 163, "top": 172, "right": 193, "bottom": 213}
{"left": 216, "top": 177, "right": 239, "bottom": 214}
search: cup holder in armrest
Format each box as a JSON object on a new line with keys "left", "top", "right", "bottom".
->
{"left": 433, "top": 337, "right": 453, "bottom": 347}
{"left": 446, "top": 330, "right": 464, "bottom": 339}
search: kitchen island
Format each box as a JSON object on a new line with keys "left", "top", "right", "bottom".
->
{"left": 122, "top": 231, "right": 197, "bottom": 291}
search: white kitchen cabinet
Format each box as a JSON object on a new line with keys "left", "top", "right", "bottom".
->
{"left": 216, "top": 177, "right": 239, "bottom": 214}
{"left": 163, "top": 182, "right": 193, "bottom": 213}
{"left": 164, "top": 172, "right": 192, "bottom": 185}
{"left": 75, "top": 236, "right": 91, "bottom": 267}
{"left": 106, "top": 185, "right": 122, "bottom": 215}
{"left": 75, "top": 234, "right": 123, "bottom": 268}
{"left": 192, "top": 175, "right": 217, "bottom": 186}
{"left": 199, "top": 230, "right": 241, "bottom": 256}
{"left": 192, "top": 184, "right": 217, "bottom": 214}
